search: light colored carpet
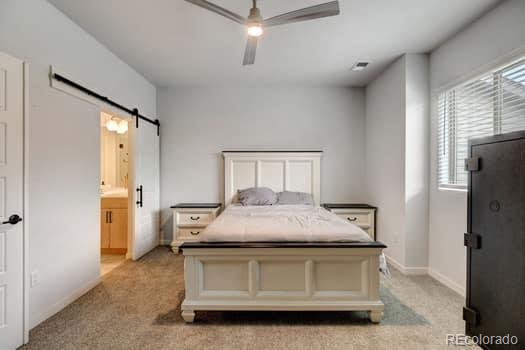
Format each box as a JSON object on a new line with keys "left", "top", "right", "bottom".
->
{"left": 100, "top": 254, "right": 127, "bottom": 276}
{"left": 22, "top": 247, "right": 470, "bottom": 350}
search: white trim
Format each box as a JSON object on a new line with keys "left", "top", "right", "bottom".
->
{"left": 438, "top": 186, "right": 468, "bottom": 193}
{"left": 22, "top": 62, "right": 30, "bottom": 345}
{"left": 385, "top": 254, "right": 466, "bottom": 297}
{"left": 159, "top": 239, "right": 172, "bottom": 246}
{"left": 385, "top": 255, "right": 428, "bottom": 276}
{"left": 29, "top": 276, "right": 101, "bottom": 329}
{"left": 428, "top": 268, "right": 466, "bottom": 297}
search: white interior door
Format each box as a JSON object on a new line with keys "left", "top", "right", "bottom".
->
{"left": 0, "top": 52, "right": 25, "bottom": 349}
{"left": 131, "top": 119, "right": 160, "bottom": 260}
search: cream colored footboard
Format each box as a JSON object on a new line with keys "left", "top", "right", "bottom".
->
{"left": 181, "top": 245, "right": 385, "bottom": 323}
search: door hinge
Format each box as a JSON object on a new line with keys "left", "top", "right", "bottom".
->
{"left": 464, "top": 157, "right": 480, "bottom": 172}
{"left": 463, "top": 306, "right": 479, "bottom": 326}
{"left": 464, "top": 233, "right": 481, "bottom": 249}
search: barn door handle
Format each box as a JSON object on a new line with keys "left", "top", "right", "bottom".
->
{"left": 3, "top": 214, "right": 22, "bottom": 225}
{"left": 136, "top": 185, "right": 143, "bottom": 207}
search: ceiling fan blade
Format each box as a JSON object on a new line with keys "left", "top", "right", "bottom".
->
{"left": 185, "top": 0, "right": 246, "bottom": 24}
{"left": 264, "top": 1, "right": 340, "bottom": 27}
{"left": 243, "top": 37, "right": 258, "bottom": 65}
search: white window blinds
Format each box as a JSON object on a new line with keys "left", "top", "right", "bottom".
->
{"left": 437, "top": 57, "right": 525, "bottom": 189}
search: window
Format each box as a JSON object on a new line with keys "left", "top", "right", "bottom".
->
{"left": 437, "top": 57, "right": 525, "bottom": 189}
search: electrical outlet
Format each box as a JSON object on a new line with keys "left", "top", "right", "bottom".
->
{"left": 30, "top": 270, "right": 39, "bottom": 287}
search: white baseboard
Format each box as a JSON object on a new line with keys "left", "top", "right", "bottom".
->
{"left": 159, "top": 239, "right": 171, "bottom": 246}
{"left": 428, "top": 268, "right": 466, "bottom": 297}
{"left": 385, "top": 254, "right": 428, "bottom": 275}
{"left": 385, "top": 254, "right": 466, "bottom": 297}
{"left": 30, "top": 276, "right": 101, "bottom": 329}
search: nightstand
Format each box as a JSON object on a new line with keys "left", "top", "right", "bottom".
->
{"left": 170, "top": 203, "right": 221, "bottom": 252}
{"left": 323, "top": 203, "right": 377, "bottom": 240}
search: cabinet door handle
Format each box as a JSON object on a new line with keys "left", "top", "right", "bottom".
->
{"left": 105, "top": 211, "right": 109, "bottom": 223}
{"left": 347, "top": 217, "right": 357, "bottom": 222}
{"left": 109, "top": 211, "right": 112, "bottom": 224}
{"left": 190, "top": 216, "right": 200, "bottom": 221}
{"left": 190, "top": 231, "right": 200, "bottom": 236}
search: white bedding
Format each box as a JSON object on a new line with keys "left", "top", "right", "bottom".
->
{"left": 199, "top": 204, "right": 373, "bottom": 243}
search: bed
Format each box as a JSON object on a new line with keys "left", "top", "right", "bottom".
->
{"left": 180, "top": 152, "right": 386, "bottom": 323}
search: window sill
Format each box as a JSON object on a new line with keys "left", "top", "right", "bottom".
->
{"left": 438, "top": 186, "right": 467, "bottom": 193}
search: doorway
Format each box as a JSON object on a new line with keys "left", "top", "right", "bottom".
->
{"left": 100, "top": 111, "right": 130, "bottom": 276}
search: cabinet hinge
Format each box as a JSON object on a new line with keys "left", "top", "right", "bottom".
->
{"left": 464, "top": 233, "right": 481, "bottom": 249}
{"left": 464, "top": 157, "right": 480, "bottom": 172}
{"left": 463, "top": 306, "right": 479, "bottom": 326}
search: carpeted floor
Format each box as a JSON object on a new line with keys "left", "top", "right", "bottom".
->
{"left": 22, "top": 247, "right": 470, "bottom": 350}
{"left": 100, "top": 254, "right": 127, "bottom": 276}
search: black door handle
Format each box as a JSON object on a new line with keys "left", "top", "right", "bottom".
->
{"left": 3, "top": 214, "right": 22, "bottom": 225}
{"left": 136, "top": 185, "right": 143, "bottom": 207}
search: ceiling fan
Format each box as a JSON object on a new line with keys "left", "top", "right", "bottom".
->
{"left": 185, "top": 0, "right": 340, "bottom": 65}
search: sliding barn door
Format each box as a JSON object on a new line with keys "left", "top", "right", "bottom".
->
{"left": 131, "top": 119, "right": 160, "bottom": 260}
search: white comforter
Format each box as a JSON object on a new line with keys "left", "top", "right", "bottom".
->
{"left": 199, "top": 204, "right": 373, "bottom": 243}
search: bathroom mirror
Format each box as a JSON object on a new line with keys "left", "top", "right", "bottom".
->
{"left": 100, "top": 112, "right": 129, "bottom": 189}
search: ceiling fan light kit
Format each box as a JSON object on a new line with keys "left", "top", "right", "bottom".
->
{"left": 185, "top": 0, "right": 340, "bottom": 65}
{"left": 247, "top": 24, "right": 263, "bottom": 37}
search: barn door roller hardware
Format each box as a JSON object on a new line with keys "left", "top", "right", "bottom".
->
{"left": 52, "top": 73, "right": 160, "bottom": 135}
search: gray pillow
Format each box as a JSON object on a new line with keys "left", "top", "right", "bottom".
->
{"left": 237, "top": 187, "right": 278, "bottom": 206}
{"left": 277, "top": 191, "right": 314, "bottom": 205}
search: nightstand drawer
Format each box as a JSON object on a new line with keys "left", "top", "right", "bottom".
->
{"left": 178, "top": 228, "right": 203, "bottom": 239}
{"left": 323, "top": 204, "right": 377, "bottom": 240}
{"left": 171, "top": 203, "right": 222, "bottom": 252}
{"left": 178, "top": 212, "right": 214, "bottom": 226}
{"left": 334, "top": 211, "right": 372, "bottom": 227}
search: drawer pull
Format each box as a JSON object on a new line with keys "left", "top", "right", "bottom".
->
{"left": 190, "top": 231, "right": 200, "bottom": 236}
{"left": 347, "top": 217, "right": 357, "bottom": 222}
{"left": 190, "top": 216, "right": 200, "bottom": 221}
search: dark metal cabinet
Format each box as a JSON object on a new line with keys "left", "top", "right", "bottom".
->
{"left": 464, "top": 131, "right": 525, "bottom": 349}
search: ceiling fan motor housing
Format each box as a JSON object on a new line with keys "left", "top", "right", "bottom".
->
{"left": 248, "top": 7, "right": 262, "bottom": 23}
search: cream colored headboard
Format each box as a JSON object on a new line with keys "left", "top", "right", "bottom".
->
{"left": 223, "top": 151, "right": 323, "bottom": 206}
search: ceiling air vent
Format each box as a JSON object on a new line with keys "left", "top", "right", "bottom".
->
{"left": 352, "top": 62, "right": 370, "bottom": 72}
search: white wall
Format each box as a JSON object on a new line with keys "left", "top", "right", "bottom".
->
{"left": 0, "top": 0, "right": 156, "bottom": 328}
{"left": 404, "top": 54, "right": 429, "bottom": 268}
{"left": 428, "top": 0, "right": 525, "bottom": 295}
{"left": 365, "top": 54, "right": 429, "bottom": 270}
{"left": 365, "top": 57, "right": 407, "bottom": 264}
{"left": 158, "top": 87, "right": 366, "bottom": 242}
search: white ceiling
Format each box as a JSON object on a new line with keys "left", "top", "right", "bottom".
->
{"left": 48, "top": 0, "right": 500, "bottom": 87}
